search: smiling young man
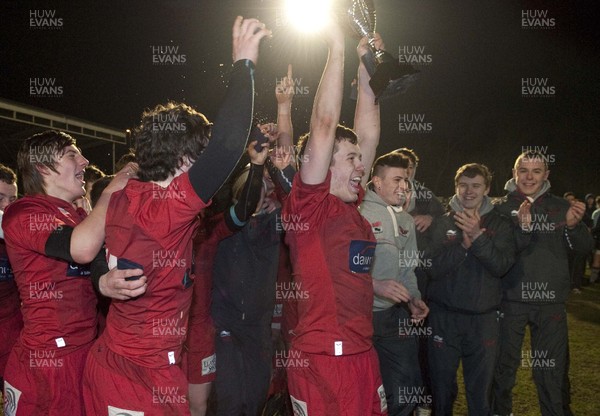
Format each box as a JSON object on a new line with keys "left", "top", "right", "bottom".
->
{"left": 1, "top": 130, "right": 133, "bottom": 415}
{"left": 492, "top": 152, "right": 593, "bottom": 416}
{"left": 359, "top": 152, "right": 429, "bottom": 416}
{"left": 426, "top": 163, "right": 515, "bottom": 415}
{"left": 281, "top": 28, "right": 387, "bottom": 415}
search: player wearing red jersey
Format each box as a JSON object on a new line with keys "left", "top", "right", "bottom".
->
{"left": 281, "top": 27, "right": 387, "bottom": 415}
{"left": 2, "top": 131, "right": 133, "bottom": 416}
{"left": 82, "top": 16, "right": 270, "bottom": 416}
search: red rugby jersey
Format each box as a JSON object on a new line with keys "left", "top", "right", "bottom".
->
{"left": 3, "top": 195, "right": 96, "bottom": 355}
{"left": 282, "top": 172, "right": 376, "bottom": 356}
{"left": 103, "top": 172, "right": 207, "bottom": 368}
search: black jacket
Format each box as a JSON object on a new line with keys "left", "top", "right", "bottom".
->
{"left": 212, "top": 209, "right": 281, "bottom": 330}
{"left": 427, "top": 207, "right": 515, "bottom": 313}
{"left": 495, "top": 190, "right": 593, "bottom": 304}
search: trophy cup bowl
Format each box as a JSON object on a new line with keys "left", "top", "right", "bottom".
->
{"left": 347, "top": 0, "right": 419, "bottom": 102}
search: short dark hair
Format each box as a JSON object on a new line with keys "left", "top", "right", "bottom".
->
{"left": 296, "top": 125, "right": 358, "bottom": 168}
{"left": 371, "top": 152, "right": 411, "bottom": 179}
{"left": 134, "top": 102, "right": 212, "bottom": 182}
{"left": 455, "top": 163, "right": 492, "bottom": 188}
{"left": 0, "top": 164, "right": 17, "bottom": 185}
{"left": 90, "top": 175, "right": 113, "bottom": 208}
{"left": 393, "top": 148, "right": 419, "bottom": 166}
{"left": 563, "top": 191, "right": 575, "bottom": 199}
{"left": 17, "top": 130, "right": 77, "bottom": 195}
{"left": 84, "top": 165, "right": 105, "bottom": 183}
{"left": 115, "top": 152, "right": 136, "bottom": 173}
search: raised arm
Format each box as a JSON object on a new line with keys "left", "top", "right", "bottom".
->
{"left": 228, "top": 140, "right": 269, "bottom": 229}
{"left": 276, "top": 64, "right": 295, "bottom": 149}
{"left": 354, "top": 35, "right": 381, "bottom": 188}
{"left": 188, "top": 17, "right": 271, "bottom": 202}
{"left": 300, "top": 25, "right": 345, "bottom": 185}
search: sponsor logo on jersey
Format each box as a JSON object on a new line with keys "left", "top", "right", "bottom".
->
{"left": 108, "top": 405, "right": 144, "bottom": 416}
{"left": 4, "top": 381, "right": 22, "bottom": 416}
{"left": 201, "top": 354, "right": 216, "bottom": 376}
{"left": 378, "top": 384, "right": 388, "bottom": 411}
{"left": 66, "top": 262, "right": 91, "bottom": 277}
{"left": 349, "top": 240, "right": 376, "bottom": 273}
{"left": 290, "top": 395, "right": 308, "bottom": 416}
{"left": 57, "top": 207, "right": 71, "bottom": 217}
{"left": 0, "top": 257, "right": 14, "bottom": 281}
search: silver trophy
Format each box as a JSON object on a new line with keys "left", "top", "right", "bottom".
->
{"left": 347, "top": 0, "right": 418, "bottom": 102}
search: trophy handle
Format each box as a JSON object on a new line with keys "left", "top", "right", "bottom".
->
{"left": 366, "top": 35, "right": 388, "bottom": 64}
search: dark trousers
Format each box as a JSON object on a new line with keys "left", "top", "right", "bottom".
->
{"left": 492, "top": 302, "right": 569, "bottom": 416}
{"left": 213, "top": 325, "right": 272, "bottom": 416}
{"left": 568, "top": 252, "right": 586, "bottom": 289}
{"left": 373, "top": 304, "right": 424, "bottom": 416}
{"left": 415, "top": 268, "right": 434, "bottom": 410}
{"left": 427, "top": 305, "right": 499, "bottom": 416}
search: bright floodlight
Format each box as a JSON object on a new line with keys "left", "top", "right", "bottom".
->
{"left": 284, "top": 0, "right": 333, "bottom": 33}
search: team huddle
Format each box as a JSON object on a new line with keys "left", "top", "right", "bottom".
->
{"left": 0, "top": 15, "right": 594, "bottom": 416}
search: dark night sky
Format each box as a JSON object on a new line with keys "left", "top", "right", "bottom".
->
{"left": 1, "top": 0, "right": 598, "bottom": 197}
